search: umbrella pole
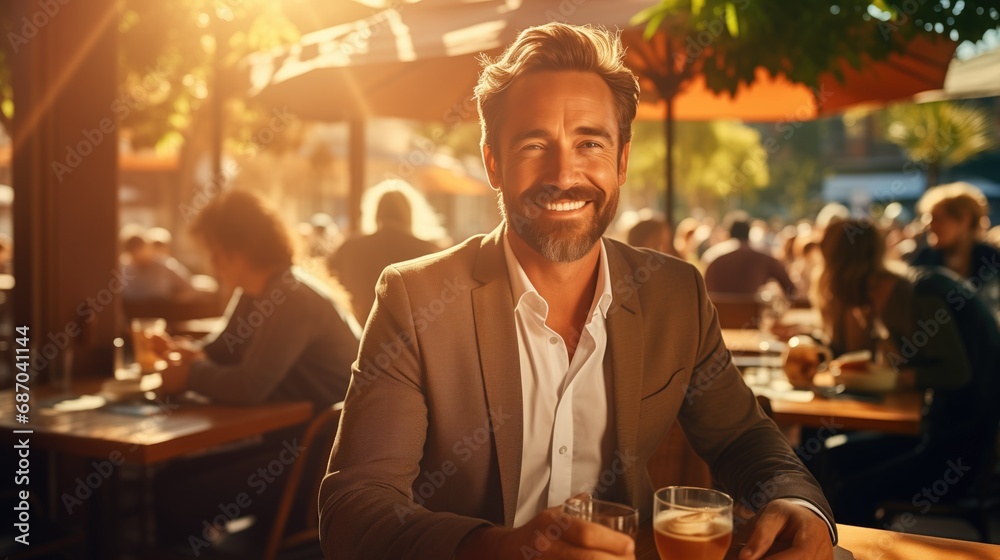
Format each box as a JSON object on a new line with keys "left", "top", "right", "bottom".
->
{"left": 348, "top": 118, "right": 366, "bottom": 234}
{"left": 664, "top": 93, "right": 675, "bottom": 233}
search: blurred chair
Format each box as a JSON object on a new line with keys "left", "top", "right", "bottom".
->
{"left": 263, "top": 402, "right": 343, "bottom": 560}
{"left": 169, "top": 403, "right": 344, "bottom": 560}
{"left": 709, "top": 293, "right": 762, "bottom": 330}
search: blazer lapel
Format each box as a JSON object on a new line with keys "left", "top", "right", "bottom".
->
{"left": 604, "top": 240, "right": 645, "bottom": 508}
{"left": 472, "top": 225, "right": 524, "bottom": 526}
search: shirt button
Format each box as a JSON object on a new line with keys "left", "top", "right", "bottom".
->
{"left": 559, "top": 446, "right": 568, "bottom": 455}
{"left": 549, "top": 336, "right": 558, "bottom": 345}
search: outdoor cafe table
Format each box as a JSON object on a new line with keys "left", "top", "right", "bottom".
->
{"left": 0, "top": 378, "right": 312, "bottom": 465}
{"left": 636, "top": 522, "right": 1000, "bottom": 559}
{"left": 0, "top": 378, "right": 313, "bottom": 557}
{"left": 721, "top": 329, "right": 924, "bottom": 436}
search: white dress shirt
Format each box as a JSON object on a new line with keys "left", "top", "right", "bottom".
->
{"left": 505, "top": 235, "right": 614, "bottom": 527}
{"left": 503, "top": 234, "right": 835, "bottom": 539}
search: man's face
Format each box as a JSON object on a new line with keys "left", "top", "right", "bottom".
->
{"left": 927, "top": 206, "right": 969, "bottom": 250}
{"left": 483, "top": 70, "right": 630, "bottom": 263}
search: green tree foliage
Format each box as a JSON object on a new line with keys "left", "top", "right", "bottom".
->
{"left": 884, "top": 101, "right": 998, "bottom": 188}
{"left": 629, "top": 120, "right": 769, "bottom": 211}
{"left": 116, "top": 0, "right": 300, "bottom": 153}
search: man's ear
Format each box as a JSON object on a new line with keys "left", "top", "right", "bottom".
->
{"left": 618, "top": 141, "right": 631, "bottom": 186}
{"left": 482, "top": 144, "right": 501, "bottom": 191}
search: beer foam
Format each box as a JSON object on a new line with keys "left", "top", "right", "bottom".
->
{"left": 655, "top": 510, "right": 731, "bottom": 540}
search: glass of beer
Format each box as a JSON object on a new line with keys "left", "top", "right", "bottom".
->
{"left": 130, "top": 318, "right": 166, "bottom": 374}
{"left": 562, "top": 497, "right": 639, "bottom": 539}
{"left": 653, "top": 486, "right": 732, "bottom": 560}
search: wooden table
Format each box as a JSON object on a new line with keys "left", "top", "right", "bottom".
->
{"left": 722, "top": 328, "right": 924, "bottom": 436}
{"left": 0, "top": 379, "right": 313, "bottom": 558}
{"left": 722, "top": 329, "right": 786, "bottom": 355}
{"left": 636, "top": 522, "right": 1000, "bottom": 559}
{"left": 0, "top": 379, "right": 313, "bottom": 464}
{"left": 766, "top": 390, "right": 923, "bottom": 436}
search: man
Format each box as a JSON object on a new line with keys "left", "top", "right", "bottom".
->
{"left": 155, "top": 190, "right": 361, "bottom": 407}
{"left": 320, "top": 23, "right": 834, "bottom": 560}
{"left": 703, "top": 211, "right": 796, "bottom": 297}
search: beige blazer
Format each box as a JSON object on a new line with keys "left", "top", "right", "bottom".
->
{"left": 320, "top": 225, "right": 832, "bottom": 560}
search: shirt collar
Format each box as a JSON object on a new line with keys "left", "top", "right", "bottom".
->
{"left": 502, "top": 233, "right": 614, "bottom": 320}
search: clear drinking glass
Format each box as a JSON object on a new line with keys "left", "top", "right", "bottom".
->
{"left": 653, "top": 486, "right": 733, "bottom": 560}
{"left": 562, "top": 497, "right": 639, "bottom": 539}
{"left": 130, "top": 318, "right": 166, "bottom": 374}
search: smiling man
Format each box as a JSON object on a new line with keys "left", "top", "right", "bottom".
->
{"left": 320, "top": 23, "right": 835, "bottom": 560}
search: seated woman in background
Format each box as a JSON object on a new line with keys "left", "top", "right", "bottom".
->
{"left": 155, "top": 189, "right": 362, "bottom": 407}
{"left": 909, "top": 182, "right": 1000, "bottom": 323}
{"left": 804, "top": 219, "right": 1000, "bottom": 528}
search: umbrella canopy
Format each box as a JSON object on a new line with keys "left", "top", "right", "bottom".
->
{"left": 246, "top": 0, "right": 656, "bottom": 122}
{"left": 248, "top": 2, "right": 955, "bottom": 122}
{"left": 916, "top": 46, "right": 1000, "bottom": 102}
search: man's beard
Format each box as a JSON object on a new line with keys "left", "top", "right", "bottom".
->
{"left": 499, "top": 183, "right": 618, "bottom": 263}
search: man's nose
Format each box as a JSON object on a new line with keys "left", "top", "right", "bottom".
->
{"left": 540, "top": 144, "right": 582, "bottom": 190}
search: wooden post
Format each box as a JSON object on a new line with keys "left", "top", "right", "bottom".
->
{"left": 11, "top": 0, "right": 120, "bottom": 383}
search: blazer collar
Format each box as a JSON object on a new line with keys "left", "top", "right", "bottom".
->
{"left": 604, "top": 240, "right": 645, "bottom": 508}
{"left": 472, "top": 223, "right": 524, "bottom": 526}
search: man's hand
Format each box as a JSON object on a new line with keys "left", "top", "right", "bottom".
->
{"left": 456, "top": 506, "right": 635, "bottom": 560}
{"left": 150, "top": 333, "right": 204, "bottom": 363}
{"left": 156, "top": 361, "right": 192, "bottom": 396}
{"left": 739, "top": 499, "right": 833, "bottom": 560}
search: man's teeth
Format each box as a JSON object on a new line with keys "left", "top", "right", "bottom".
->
{"left": 543, "top": 200, "right": 587, "bottom": 212}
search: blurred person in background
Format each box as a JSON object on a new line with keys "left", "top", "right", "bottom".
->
{"left": 146, "top": 226, "right": 193, "bottom": 279}
{"left": 703, "top": 211, "right": 795, "bottom": 297}
{"left": 626, "top": 215, "right": 678, "bottom": 256}
{"left": 988, "top": 224, "right": 1000, "bottom": 248}
{"left": 152, "top": 189, "right": 362, "bottom": 547}
{"left": 154, "top": 189, "right": 361, "bottom": 406}
{"left": 673, "top": 216, "right": 703, "bottom": 268}
{"left": 0, "top": 233, "right": 11, "bottom": 274}
{"left": 307, "top": 212, "right": 343, "bottom": 259}
{"left": 328, "top": 179, "right": 443, "bottom": 323}
{"left": 802, "top": 219, "right": 998, "bottom": 527}
{"left": 909, "top": 182, "right": 1000, "bottom": 323}
{"left": 814, "top": 202, "right": 850, "bottom": 233}
{"left": 119, "top": 225, "right": 200, "bottom": 304}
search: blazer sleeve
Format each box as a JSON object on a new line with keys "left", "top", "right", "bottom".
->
{"left": 676, "top": 265, "right": 837, "bottom": 541}
{"left": 318, "top": 267, "right": 491, "bottom": 560}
